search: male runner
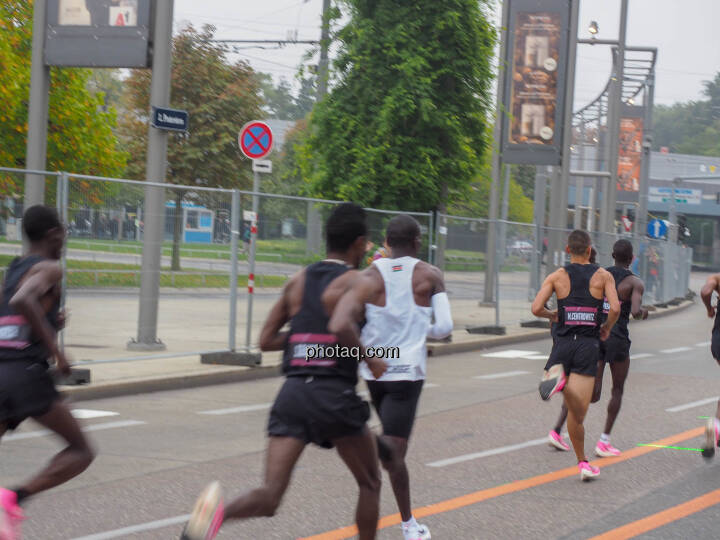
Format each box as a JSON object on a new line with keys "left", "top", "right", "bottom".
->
{"left": 329, "top": 215, "right": 453, "bottom": 540}
{"left": 532, "top": 230, "right": 619, "bottom": 480}
{"left": 548, "top": 241, "right": 647, "bottom": 456}
{"left": 0, "top": 205, "right": 95, "bottom": 539}
{"left": 182, "top": 203, "right": 387, "bottom": 540}
{"left": 548, "top": 247, "right": 596, "bottom": 452}
{"left": 700, "top": 272, "right": 720, "bottom": 458}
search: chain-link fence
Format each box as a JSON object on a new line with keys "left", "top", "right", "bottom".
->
{"left": 0, "top": 166, "right": 693, "bottom": 367}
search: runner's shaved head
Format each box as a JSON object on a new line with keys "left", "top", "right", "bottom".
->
{"left": 386, "top": 215, "right": 421, "bottom": 249}
{"left": 612, "top": 239, "right": 633, "bottom": 265}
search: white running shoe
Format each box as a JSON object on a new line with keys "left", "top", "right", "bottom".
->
{"left": 403, "top": 522, "right": 431, "bottom": 540}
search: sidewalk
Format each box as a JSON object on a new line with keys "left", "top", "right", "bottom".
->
{"left": 59, "top": 295, "right": 695, "bottom": 401}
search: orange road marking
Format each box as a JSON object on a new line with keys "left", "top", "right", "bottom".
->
{"left": 588, "top": 488, "right": 720, "bottom": 540}
{"left": 300, "top": 427, "right": 703, "bottom": 540}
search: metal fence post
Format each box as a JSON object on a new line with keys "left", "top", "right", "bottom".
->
{"left": 58, "top": 172, "right": 69, "bottom": 352}
{"left": 427, "top": 211, "right": 434, "bottom": 264}
{"left": 229, "top": 190, "right": 240, "bottom": 351}
{"left": 494, "top": 218, "right": 501, "bottom": 327}
{"left": 245, "top": 183, "right": 259, "bottom": 351}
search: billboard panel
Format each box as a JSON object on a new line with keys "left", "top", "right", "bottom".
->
{"left": 45, "top": 0, "right": 152, "bottom": 68}
{"left": 502, "top": 0, "right": 573, "bottom": 166}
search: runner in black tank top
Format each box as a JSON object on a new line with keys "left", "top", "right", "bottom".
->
{"left": 182, "top": 203, "right": 386, "bottom": 540}
{"left": 549, "top": 240, "right": 648, "bottom": 457}
{"left": 532, "top": 230, "right": 620, "bottom": 481}
{"left": 699, "top": 271, "right": 720, "bottom": 458}
{"left": 0, "top": 206, "right": 94, "bottom": 539}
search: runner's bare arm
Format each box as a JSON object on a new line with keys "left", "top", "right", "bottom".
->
{"left": 601, "top": 270, "right": 621, "bottom": 335}
{"left": 328, "top": 273, "right": 387, "bottom": 379}
{"left": 630, "top": 278, "right": 648, "bottom": 320}
{"left": 259, "top": 278, "right": 294, "bottom": 351}
{"left": 531, "top": 272, "right": 558, "bottom": 321}
{"left": 426, "top": 265, "right": 452, "bottom": 339}
{"left": 9, "top": 262, "right": 69, "bottom": 374}
{"left": 701, "top": 274, "right": 719, "bottom": 318}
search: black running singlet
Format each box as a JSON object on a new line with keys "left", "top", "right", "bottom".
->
{"left": 0, "top": 255, "right": 60, "bottom": 362}
{"left": 555, "top": 263, "right": 603, "bottom": 339}
{"left": 282, "top": 261, "right": 358, "bottom": 383}
{"left": 601, "top": 266, "right": 634, "bottom": 341}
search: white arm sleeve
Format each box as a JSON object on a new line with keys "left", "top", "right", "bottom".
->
{"left": 427, "top": 292, "right": 453, "bottom": 339}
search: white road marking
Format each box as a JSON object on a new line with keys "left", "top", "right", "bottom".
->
{"left": 71, "top": 409, "right": 119, "bottom": 419}
{"left": 521, "top": 354, "right": 549, "bottom": 360}
{"left": 630, "top": 353, "right": 654, "bottom": 360}
{"left": 696, "top": 341, "right": 711, "bottom": 347}
{"left": 474, "top": 370, "right": 530, "bottom": 380}
{"left": 660, "top": 347, "right": 692, "bottom": 354}
{"left": 666, "top": 397, "right": 720, "bottom": 413}
{"left": 426, "top": 435, "right": 564, "bottom": 467}
{"left": 198, "top": 403, "right": 272, "bottom": 415}
{"left": 4, "top": 420, "right": 146, "bottom": 442}
{"left": 481, "top": 349, "right": 540, "bottom": 359}
{"left": 71, "top": 514, "right": 191, "bottom": 540}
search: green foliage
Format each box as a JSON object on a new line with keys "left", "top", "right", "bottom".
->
{"left": 653, "top": 72, "right": 720, "bottom": 156}
{"left": 258, "top": 74, "right": 317, "bottom": 121}
{"left": 303, "top": 0, "right": 496, "bottom": 212}
{"left": 119, "top": 24, "right": 264, "bottom": 188}
{"left": 0, "top": 0, "right": 127, "bottom": 200}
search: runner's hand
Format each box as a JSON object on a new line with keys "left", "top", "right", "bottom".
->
{"left": 599, "top": 324, "right": 610, "bottom": 341}
{"left": 57, "top": 308, "right": 68, "bottom": 330}
{"left": 708, "top": 306, "right": 716, "bottom": 319}
{"left": 549, "top": 310, "right": 559, "bottom": 323}
{"left": 365, "top": 357, "right": 387, "bottom": 379}
{"left": 55, "top": 350, "right": 72, "bottom": 377}
{"left": 641, "top": 308, "right": 649, "bottom": 320}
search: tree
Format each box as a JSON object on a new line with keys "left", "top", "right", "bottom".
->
{"left": 302, "top": 0, "right": 495, "bottom": 212}
{"left": 0, "top": 0, "right": 127, "bottom": 203}
{"left": 119, "top": 24, "right": 263, "bottom": 269}
{"left": 257, "top": 74, "right": 317, "bottom": 121}
{"left": 653, "top": 71, "right": 720, "bottom": 156}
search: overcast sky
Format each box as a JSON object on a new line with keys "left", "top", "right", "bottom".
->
{"left": 173, "top": 0, "right": 720, "bottom": 108}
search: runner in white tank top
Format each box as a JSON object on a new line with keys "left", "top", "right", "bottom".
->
{"left": 329, "top": 215, "right": 453, "bottom": 540}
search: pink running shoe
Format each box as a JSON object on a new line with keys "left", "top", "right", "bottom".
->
{"left": 548, "top": 430, "right": 570, "bottom": 451}
{"left": 180, "top": 482, "right": 224, "bottom": 540}
{"left": 578, "top": 461, "right": 600, "bottom": 481}
{"left": 0, "top": 488, "right": 25, "bottom": 540}
{"left": 595, "top": 441, "right": 621, "bottom": 457}
{"left": 539, "top": 364, "right": 566, "bottom": 401}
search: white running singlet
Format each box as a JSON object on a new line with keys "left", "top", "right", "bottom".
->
{"left": 359, "top": 256, "right": 432, "bottom": 382}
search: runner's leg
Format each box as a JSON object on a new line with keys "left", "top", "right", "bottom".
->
{"left": 224, "top": 436, "right": 305, "bottom": 519}
{"left": 591, "top": 359, "right": 606, "bottom": 404}
{"left": 18, "top": 400, "right": 94, "bottom": 496}
{"left": 334, "top": 426, "right": 382, "bottom": 540}
{"left": 604, "top": 358, "right": 630, "bottom": 435}
{"left": 378, "top": 435, "right": 411, "bottom": 521}
{"left": 562, "top": 373, "right": 595, "bottom": 462}
{"left": 553, "top": 405, "right": 568, "bottom": 433}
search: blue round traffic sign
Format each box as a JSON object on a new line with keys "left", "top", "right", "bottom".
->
{"left": 647, "top": 219, "right": 667, "bottom": 239}
{"left": 239, "top": 121, "right": 273, "bottom": 160}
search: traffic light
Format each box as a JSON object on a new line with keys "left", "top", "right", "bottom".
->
{"left": 677, "top": 215, "right": 690, "bottom": 242}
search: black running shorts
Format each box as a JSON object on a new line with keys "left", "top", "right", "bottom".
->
{"left": 712, "top": 330, "right": 720, "bottom": 361}
{"left": 268, "top": 376, "right": 370, "bottom": 449}
{"left": 544, "top": 336, "right": 599, "bottom": 377}
{"left": 366, "top": 379, "right": 424, "bottom": 440}
{"left": 0, "top": 359, "right": 59, "bottom": 430}
{"left": 599, "top": 335, "right": 631, "bottom": 363}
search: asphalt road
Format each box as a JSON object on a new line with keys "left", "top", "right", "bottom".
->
{"left": 3, "top": 293, "right": 720, "bottom": 539}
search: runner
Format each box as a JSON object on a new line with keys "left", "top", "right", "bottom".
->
{"left": 547, "top": 243, "right": 647, "bottom": 454}
{"left": 531, "top": 230, "right": 620, "bottom": 480}
{"left": 181, "top": 203, "right": 387, "bottom": 540}
{"left": 548, "top": 247, "right": 596, "bottom": 452}
{"left": 0, "top": 205, "right": 95, "bottom": 539}
{"left": 700, "top": 272, "right": 720, "bottom": 458}
{"left": 329, "top": 215, "right": 453, "bottom": 540}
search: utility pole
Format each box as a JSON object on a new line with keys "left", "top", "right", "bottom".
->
{"left": 483, "top": 0, "right": 510, "bottom": 304}
{"left": 317, "top": 0, "right": 331, "bottom": 99}
{"left": 129, "top": 0, "right": 174, "bottom": 351}
{"left": 24, "top": 0, "right": 51, "bottom": 212}
{"left": 636, "top": 71, "right": 655, "bottom": 241}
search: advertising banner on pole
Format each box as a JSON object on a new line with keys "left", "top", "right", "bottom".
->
{"left": 45, "top": 0, "right": 152, "bottom": 67}
{"left": 616, "top": 105, "right": 644, "bottom": 202}
{"left": 501, "top": 0, "right": 572, "bottom": 166}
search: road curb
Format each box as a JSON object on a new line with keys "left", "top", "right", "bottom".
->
{"left": 60, "top": 363, "right": 282, "bottom": 402}
{"left": 60, "top": 299, "right": 695, "bottom": 402}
